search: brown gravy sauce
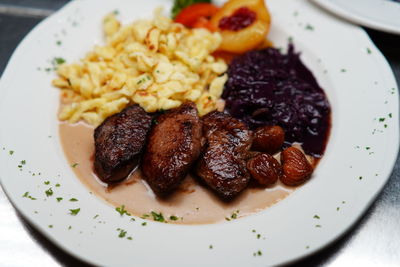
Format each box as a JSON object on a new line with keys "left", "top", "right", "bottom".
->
{"left": 59, "top": 122, "right": 295, "bottom": 224}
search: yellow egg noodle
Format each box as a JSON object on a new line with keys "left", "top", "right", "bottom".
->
{"left": 53, "top": 9, "right": 228, "bottom": 126}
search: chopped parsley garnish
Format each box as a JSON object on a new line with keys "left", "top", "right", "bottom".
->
{"left": 359, "top": 176, "right": 363, "bottom": 180}
{"left": 152, "top": 119, "right": 159, "bottom": 125}
{"left": 45, "top": 188, "right": 53, "bottom": 197}
{"left": 69, "top": 208, "right": 80, "bottom": 215}
{"left": 366, "top": 48, "right": 372, "bottom": 54}
{"left": 44, "top": 181, "right": 50, "bottom": 185}
{"left": 341, "top": 69, "right": 347, "bottom": 72}
{"left": 209, "top": 245, "right": 213, "bottom": 249}
{"left": 141, "top": 214, "right": 150, "bottom": 219}
{"left": 253, "top": 250, "right": 263, "bottom": 256}
{"left": 56, "top": 40, "right": 62, "bottom": 46}
{"left": 116, "top": 205, "right": 131, "bottom": 216}
{"left": 20, "top": 160, "right": 26, "bottom": 165}
{"left": 315, "top": 224, "right": 321, "bottom": 228}
{"left": 256, "top": 234, "right": 261, "bottom": 239}
{"left": 151, "top": 211, "right": 165, "bottom": 222}
{"left": 169, "top": 215, "right": 178, "bottom": 221}
{"left": 252, "top": 229, "right": 256, "bottom": 233}
{"left": 53, "top": 57, "right": 66, "bottom": 65}
{"left": 22, "top": 192, "right": 37, "bottom": 200}
{"left": 68, "top": 226, "right": 72, "bottom": 230}
{"left": 141, "top": 222, "right": 147, "bottom": 226}
{"left": 336, "top": 207, "right": 340, "bottom": 211}
{"left": 56, "top": 197, "right": 63, "bottom": 202}
{"left": 69, "top": 198, "right": 78, "bottom": 202}
{"left": 9, "top": 150, "right": 14, "bottom": 155}
{"left": 379, "top": 118, "right": 385, "bottom": 122}
{"left": 389, "top": 113, "right": 393, "bottom": 118}
{"left": 127, "top": 236, "right": 133, "bottom": 240}
{"left": 305, "top": 24, "right": 314, "bottom": 31}
{"left": 55, "top": 183, "right": 60, "bottom": 187}
{"left": 48, "top": 225, "right": 53, "bottom": 228}
{"left": 93, "top": 214, "right": 99, "bottom": 219}
{"left": 113, "top": 10, "right": 119, "bottom": 15}
{"left": 230, "top": 210, "right": 239, "bottom": 219}
{"left": 313, "top": 215, "right": 320, "bottom": 219}
{"left": 117, "top": 228, "right": 127, "bottom": 238}
{"left": 71, "top": 163, "right": 79, "bottom": 168}
{"left": 366, "top": 147, "right": 370, "bottom": 150}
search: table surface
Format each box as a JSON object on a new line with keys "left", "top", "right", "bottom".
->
{"left": 0, "top": 1, "right": 399, "bottom": 266}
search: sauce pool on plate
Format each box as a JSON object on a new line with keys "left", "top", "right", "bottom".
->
{"left": 59, "top": 122, "right": 295, "bottom": 224}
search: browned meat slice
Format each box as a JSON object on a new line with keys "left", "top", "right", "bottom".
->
{"left": 142, "top": 102, "right": 203, "bottom": 196}
{"left": 94, "top": 105, "right": 152, "bottom": 183}
{"left": 196, "top": 111, "right": 252, "bottom": 199}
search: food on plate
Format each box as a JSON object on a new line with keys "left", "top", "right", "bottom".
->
{"left": 94, "top": 105, "right": 152, "bottom": 183}
{"left": 196, "top": 111, "right": 252, "bottom": 200}
{"left": 174, "top": 3, "right": 219, "bottom": 31}
{"left": 56, "top": 0, "right": 331, "bottom": 223}
{"left": 280, "top": 147, "right": 314, "bottom": 186}
{"left": 251, "top": 125, "right": 285, "bottom": 154}
{"left": 142, "top": 102, "right": 203, "bottom": 196}
{"left": 247, "top": 153, "right": 282, "bottom": 186}
{"left": 210, "top": 0, "right": 271, "bottom": 53}
{"left": 53, "top": 9, "right": 228, "bottom": 126}
{"left": 171, "top": 0, "right": 212, "bottom": 19}
{"left": 223, "top": 45, "right": 331, "bottom": 158}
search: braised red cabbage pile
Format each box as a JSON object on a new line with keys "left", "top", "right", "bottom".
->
{"left": 222, "top": 45, "right": 331, "bottom": 157}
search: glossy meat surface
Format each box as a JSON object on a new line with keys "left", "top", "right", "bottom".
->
{"left": 142, "top": 102, "right": 203, "bottom": 196}
{"left": 196, "top": 111, "right": 252, "bottom": 199}
{"left": 94, "top": 105, "right": 152, "bottom": 183}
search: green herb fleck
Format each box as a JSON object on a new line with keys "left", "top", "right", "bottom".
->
{"left": 225, "top": 217, "right": 231, "bottom": 221}
{"left": 366, "top": 147, "right": 370, "bottom": 150}
{"left": 71, "top": 163, "right": 79, "bottom": 168}
{"left": 68, "top": 226, "right": 72, "bottom": 230}
{"left": 252, "top": 229, "right": 256, "bottom": 233}
{"left": 116, "top": 205, "right": 131, "bottom": 216}
{"left": 336, "top": 207, "right": 340, "bottom": 211}
{"left": 305, "top": 24, "right": 314, "bottom": 31}
{"left": 53, "top": 57, "right": 66, "bottom": 65}
{"left": 313, "top": 215, "right": 320, "bottom": 219}
{"left": 256, "top": 234, "right": 261, "bottom": 239}
{"left": 56, "top": 40, "right": 62, "bottom": 46}
{"left": 341, "top": 69, "right": 346, "bottom": 72}
{"left": 55, "top": 183, "right": 60, "bottom": 187}
{"left": 366, "top": 48, "right": 372, "bottom": 54}
{"left": 127, "top": 236, "right": 133, "bottom": 240}
{"left": 48, "top": 225, "right": 53, "bottom": 228}
{"left": 384, "top": 124, "right": 388, "bottom": 128}
{"left": 44, "top": 181, "right": 50, "bottom": 185}
{"left": 389, "top": 113, "right": 392, "bottom": 118}
{"left": 9, "top": 150, "right": 14, "bottom": 155}
{"left": 56, "top": 197, "right": 63, "bottom": 202}
{"left": 69, "top": 208, "right": 80, "bottom": 215}
{"left": 359, "top": 176, "right": 363, "bottom": 180}
{"left": 45, "top": 188, "right": 53, "bottom": 197}
{"left": 141, "top": 222, "right": 147, "bottom": 226}
{"left": 379, "top": 118, "right": 385, "bottom": 122}
{"left": 22, "top": 192, "right": 37, "bottom": 200}
{"left": 306, "top": 245, "right": 310, "bottom": 249}
{"left": 113, "top": 9, "right": 119, "bottom": 15}
{"left": 152, "top": 119, "right": 159, "bottom": 125}
{"left": 20, "top": 160, "right": 26, "bottom": 165}
{"left": 141, "top": 214, "right": 150, "bottom": 219}
{"left": 69, "top": 198, "right": 78, "bottom": 202}
{"left": 209, "top": 245, "right": 213, "bottom": 249}
{"left": 151, "top": 211, "right": 165, "bottom": 222}
{"left": 169, "top": 215, "right": 178, "bottom": 221}
{"left": 315, "top": 224, "right": 321, "bottom": 228}
{"left": 117, "top": 228, "right": 127, "bottom": 238}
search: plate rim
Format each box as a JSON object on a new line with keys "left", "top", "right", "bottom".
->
{"left": 0, "top": 0, "right": 399, "bottom": 266}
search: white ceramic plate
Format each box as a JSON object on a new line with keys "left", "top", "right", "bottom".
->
{"left": 311, "top": 0, "right": 400, "bottom": 35}
{"left": 0, "top": 0, "right": 398, "bottom": 266}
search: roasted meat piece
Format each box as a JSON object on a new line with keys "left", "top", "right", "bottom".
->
{"left": 94, "top": 105, "right": 152, "bottom": 183}
{"left": 196, "top": 111, "right": 252, "bottom": 199}
{"left": 142, "top": 102, "right": 203, "bottom": 196}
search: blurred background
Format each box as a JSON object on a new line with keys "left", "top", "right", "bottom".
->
{"left": 0, "top": 0, "right": 399, "bottom": 266}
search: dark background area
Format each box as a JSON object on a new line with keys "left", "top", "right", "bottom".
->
{"left": 0, "top": 1, "right": 399, "bottom": 266}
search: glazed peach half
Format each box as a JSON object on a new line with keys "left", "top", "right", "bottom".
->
{"left": 210, "top": 0, "right": 271, "bottom": 53}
